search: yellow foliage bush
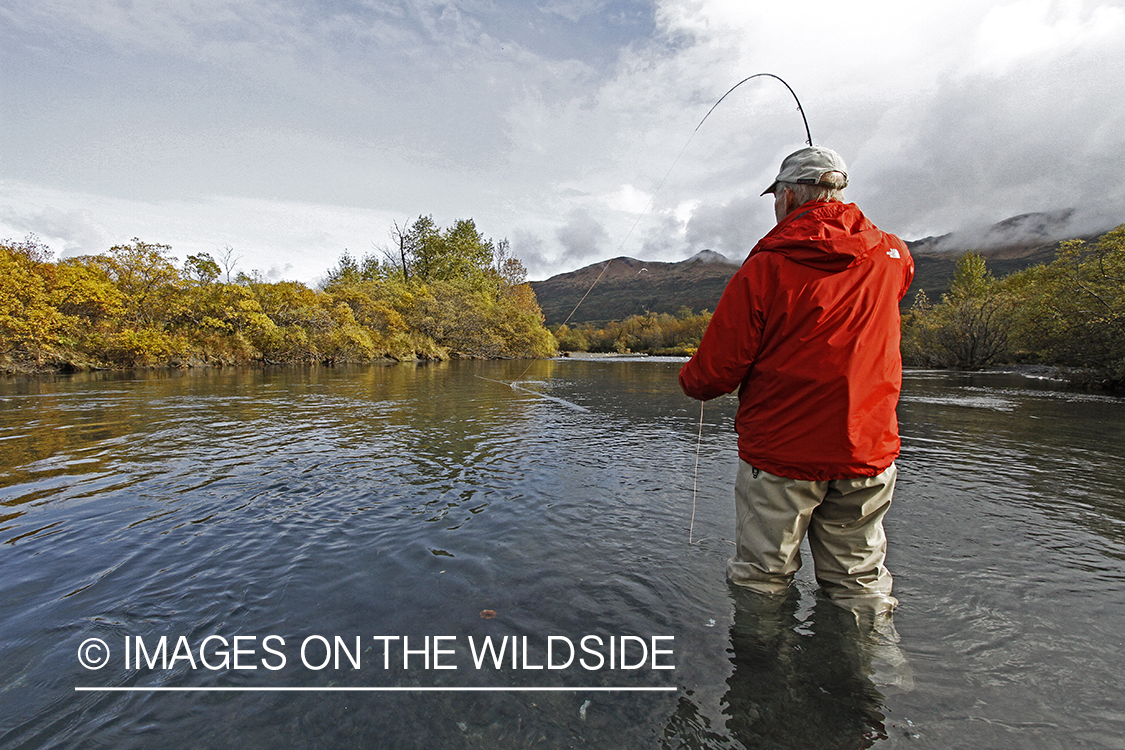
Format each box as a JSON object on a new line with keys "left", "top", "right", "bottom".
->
{"left": 2, "top": 221, "right": 558, "bottom": 370}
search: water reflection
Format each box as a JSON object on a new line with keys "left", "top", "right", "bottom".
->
{"left": 1, "top": 364, "right": 1124, "bottom": 748}
{"left": 656, "top": 585, "right": 920, "bottom": 750}
{"left": 725, "top": 593, "right": 882, "bottom": 748}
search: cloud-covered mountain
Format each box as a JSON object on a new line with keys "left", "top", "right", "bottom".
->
{"left": 532, "top": 210, "right": 1119, "bottom": 324}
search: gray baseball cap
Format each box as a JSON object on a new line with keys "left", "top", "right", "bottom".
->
{"left": 761, "top": 146, "right": 849, "bottom": 196}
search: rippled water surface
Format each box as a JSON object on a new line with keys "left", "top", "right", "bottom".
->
{"left": 1, "top": 361, "right": 1123, "bottom": 749}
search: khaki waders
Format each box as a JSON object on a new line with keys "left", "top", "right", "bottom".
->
{"left": 727, "top": 460, "right": 898, "bottom": 614}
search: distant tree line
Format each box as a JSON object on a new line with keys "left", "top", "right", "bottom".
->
{"left": 902, "top": 224, "right": 1124, "bottom": 390}
{"left": 553, "top": 308, "right": 712, "bottom": 357}
{"left": 5, "top": 218, "right": 1121, "bottom": 388}
{"left": 0, "top": 216, "right": 556, "bottom": 372}
{"left": 556, "top": 224, "right": 1125, "bottom": 391}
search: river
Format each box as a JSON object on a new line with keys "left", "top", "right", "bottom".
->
{"left": 1, "top": 360, "right": 1123, "bottom": 749}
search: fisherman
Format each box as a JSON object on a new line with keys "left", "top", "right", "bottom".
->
{"left": 679, "top": 146, "right": 914, "bottom": 615}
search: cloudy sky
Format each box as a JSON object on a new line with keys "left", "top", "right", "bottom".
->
{"left": 2, "top": 0, "right": 1123, "bottom": 283}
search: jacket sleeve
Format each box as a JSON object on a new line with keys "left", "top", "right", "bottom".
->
{"left": 895, "top": 238, "right": 914, "bottom": 302}
{"left": 901, "top": 250, "right": 915, "bottom": 302}
{"left": 678, "top": 262, "right": 765, "bottom": 401}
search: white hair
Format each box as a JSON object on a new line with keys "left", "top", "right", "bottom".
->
{"left": 783, "top": 170, "right": 847, "bottom": 205}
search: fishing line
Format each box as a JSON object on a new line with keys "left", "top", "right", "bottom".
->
{"left": 677, "top": 74, "right": 810, "bottom": 543}
{"left": 483, "top": 74, "right": 813, "bottom": 524}
{"left": 557, "top": 74, "right": 811, "bottom": 331}
{"left": 502, "top": 73, "right": 813, "bottom": 393}
{"left": 473, "top": 374, "right": 589, "bottom": 413}
{"left": 689, "top": 399, "right": 704, "bottom": 545}
{"left": 485, "top": 76, "right": 813, "bottom": 537}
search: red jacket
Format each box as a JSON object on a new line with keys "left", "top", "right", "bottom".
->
{"left": 679, "top": 201, "right": 913, "bottom": 481}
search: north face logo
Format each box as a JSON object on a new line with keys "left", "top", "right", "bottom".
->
{"left": 887, "top": 248, "right": 901, "bottom": 259}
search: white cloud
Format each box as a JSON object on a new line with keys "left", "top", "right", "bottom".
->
{"left": 1, "top": 0, "right": 1122, "bottom": 284}
{"left": 0, "top": 203, "right": 113, "bottom": 259}
{"left": 0, "top": 180, "right": 403, "bottom": 284}
{"left": 968, "top": 0, "right": 1125, "bottom": 75}
{"left": 606, "top": 184, "right": 653, "bottom": 213}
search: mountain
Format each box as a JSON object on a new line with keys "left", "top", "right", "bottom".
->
{"left": 904, "top": 208, "right": 1108, "bottom": 304}
{"left": 530, "top": 250, "right": 739, "bottom": 326}
{"left": 530, "top": 210, "right": 1117, "bottom": 325}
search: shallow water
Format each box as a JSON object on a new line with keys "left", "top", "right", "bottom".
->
{"left": 0, "top": 361, "right": 1122, "bottom": 749}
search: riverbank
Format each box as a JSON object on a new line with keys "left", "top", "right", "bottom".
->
{"left": 986, "top": 363, "right": 1123, "bottom": 391}
{"left": 1, "top": 233, "right": 557, "bottom": 378}
{"left": 0, "top": 349, "right": 486, "bottom": 377}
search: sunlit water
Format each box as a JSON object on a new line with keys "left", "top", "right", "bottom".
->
{"left": 1, "top": 360, "right": 1123, "bottom": 749}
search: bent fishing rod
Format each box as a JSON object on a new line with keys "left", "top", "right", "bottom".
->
{"left": 697, "top": 73, "right": 812, "bottom": 145}
{"left": 554, "top": 73, "right": 813, "bottom": 333}
{"left": 500, "top": 73, "right": 815, "bottom": 393}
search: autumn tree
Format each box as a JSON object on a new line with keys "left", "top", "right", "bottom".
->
{"left": 94, "top": 239, "right": 182, "bottom": 328}
{"left": 902, "top": 252, "right": 1013, "bottom": 369}
{"left": 1007, "top": 225, "right": 1125, "bottom": 387}
{"left": 184, "top": 252, "right": 221, "bottom": 286}
{"left": 402, "top": 215, "right": 495, "bottom": 286}
{"left": 1, "top": 217, "right": 556, "bottom": 369}
{"left": 0, "top": 236, "right": 65, "bottom": 363}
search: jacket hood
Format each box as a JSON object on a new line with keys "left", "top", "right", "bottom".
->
{"left": 749, "top": 201, "right": 885, "bottom": 271}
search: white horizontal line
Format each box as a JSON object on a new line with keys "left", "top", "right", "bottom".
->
{"left": 76, "top": 686, "right": 676, "bottom": 693}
